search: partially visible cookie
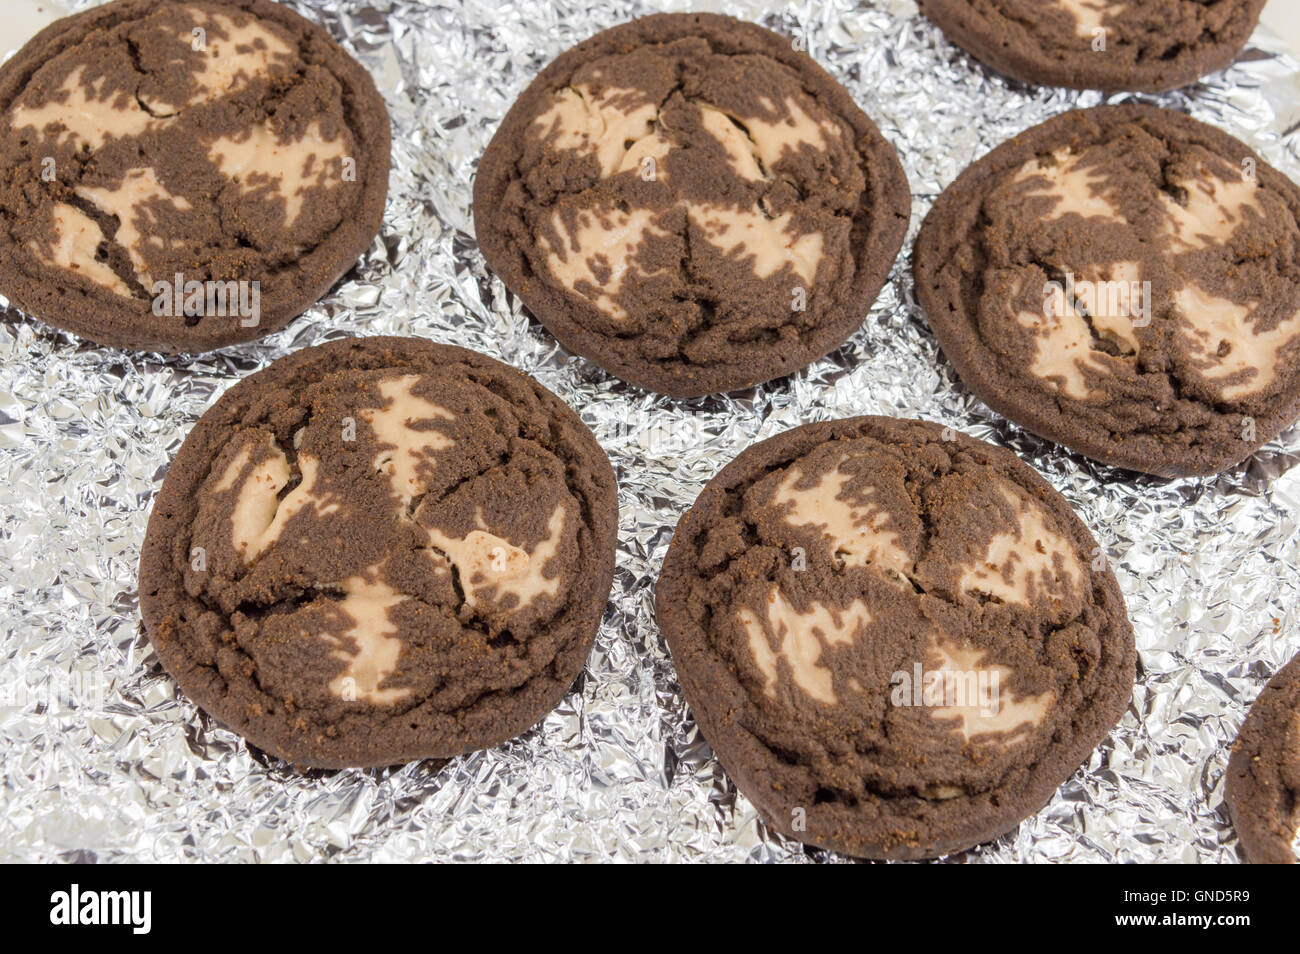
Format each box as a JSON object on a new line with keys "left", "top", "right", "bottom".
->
{"left": 1226, "top": 652, "right": 1300, "bottom": 864}
{"left": 139, "top": 336, "right": 618, "bottom": 768}
{"left": 0, "top": 0, "right": 390, "bottom": 352}
{"left": 915, "top": 105, "right": 1300, "bottom": 477}
{"left": 918, "top": 0, "right": 1265, "bottom": 92}
{"left": 474, "top": 13, "right": 909, "bottom": 398}
{"left": 655, "top": 416, "right": 1135, "bottom": 859}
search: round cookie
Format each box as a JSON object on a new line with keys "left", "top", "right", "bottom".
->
{"left": 918, "top": 0, "right": 1265, "bottom": 93}
{"left": 0, "top": 0, "right": 390, "bottom": 352}
{"left": 1226, "top": 652, "right": 1300, "bottom": 864}
{"left": 915, "top": 105, "right": 1300, "bottom": 478}
{"left": 139, "top": 336, "right": 618, "bottom": 768}
{"left": 656, "top": 417, "right": 1135, "bottom": 859}
{"left": 474, "top": 13, "right": 910, "bottom": 398}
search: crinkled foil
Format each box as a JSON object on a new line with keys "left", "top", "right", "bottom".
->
{"left": 2, "top": 0, "right": 1298, "bottom": 864}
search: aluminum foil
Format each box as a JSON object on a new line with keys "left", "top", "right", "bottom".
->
{"left": 2, "top": 0, "right": 1298, "bottom": 864}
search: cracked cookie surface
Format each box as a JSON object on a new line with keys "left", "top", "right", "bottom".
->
{"left": 0, "top": 0, "right": 389, "bottom": 352}
{"left": 655, "top": 416, "right": 1134, "bottom": 859}
{"left": 1226, "top": 651, "right": 1300, "bottom": 864}
{"left": 918, "top": 0, "right": 1265, "bottom": 92}
{"left": 473, "top": 13, "right": 909, "bottom": 398}
{"left": 915, "top": 105, "right": 1300, "bottom": 477}
{"left": 139, "top": 336, "right": 618, "bottom": 768}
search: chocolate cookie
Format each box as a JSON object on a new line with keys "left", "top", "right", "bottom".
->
{"left": 138, "top": 336, "right": 618, "bottom": 768}
{"left": 0, "top": 0, "right": 390, "bottom": 352}
{"left": 656, "top": 416, "right": 1134, "bottom": 859}
{"left": 918, "top": 0, "right": 1265, "bottom": 93}
{"left": 915, "top": 105, "right": 1300, "bottom": 477}
{"left": 1226, "top": 652, "right": 1300, "bottom": 864}
{"left": 473, "top": 13, "right": 909, "bottom": 398}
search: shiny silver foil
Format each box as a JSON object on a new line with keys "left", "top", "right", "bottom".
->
{"left": 2, "top": 0, "right": 1298, "bottom": 863}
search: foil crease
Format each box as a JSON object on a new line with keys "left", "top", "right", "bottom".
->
{"left": 2, "top": 0, "right": 1299, "bottom": 863}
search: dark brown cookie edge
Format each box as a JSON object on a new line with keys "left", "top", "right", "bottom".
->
{"left": 1225, "top": 651, "right": 1300, "bottom": 864}
{"left": 918, "top": 0, "right": 1266, "bottom": 93}
{"left": 472, "top": 12, "right": 910, "bottom": 399}
{"left": 0, "top": 0, "right": 392, "bottom": 354}
{"left": 137, "top": 335, "right": 619, "bottom": 769}
{"left": 913, "top": 103, "right": 1300, "bottom": 478}
{"left": 654, "top": 415, "right": 1136, "bottom": 858}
